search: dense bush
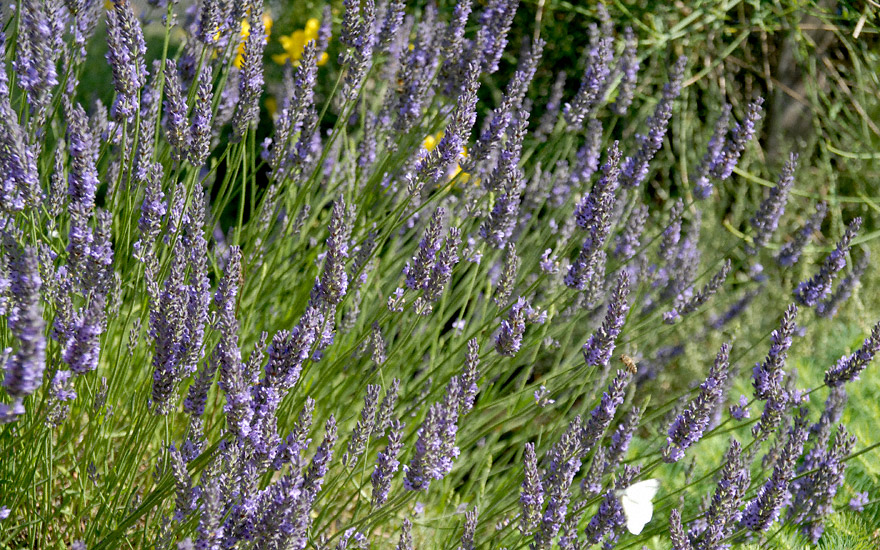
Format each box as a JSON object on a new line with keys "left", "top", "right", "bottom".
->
{"left": 0, "top": 0, "right": 878, "bottom": 548}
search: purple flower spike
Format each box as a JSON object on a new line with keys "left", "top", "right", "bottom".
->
{"left": 794, "top": 217, "right": 861, "bottom": 307}
{"left": 748, "top": 153, "right": 798, "bottom": 253}
{"left": 620, "top": 56, "right": 686, "bottom": 189}
{"left": 825, "top": 320, "right": 880, "bottom": 387}
{"left": 777, "top": 202, "right": 827, "bottom": 267}
{"left": 582, "top": 271, "right": 630, "bottom": 369}
{"left": 663, "top": 343, "right": 731, "bottom": 463}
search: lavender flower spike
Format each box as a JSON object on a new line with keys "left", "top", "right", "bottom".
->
{"left": 105, "top": 0, "right": 147, "bottom": 120}
{"left": 710, "top": 97, "right": 764, "bottom": 180}
{"left": 404, "top": 208, "right": 445, "bottom": 291}
{"left": 404, "top": 377, "right": 462, "bottom": 491}
{"left": 777, "top": 202, "right": 827, "bottom": 267}
{"left": 371, "top": 419, "right": 405, "bottom": 508}
{"left": 583, "top": 271, "right": 630, "bottom": 369}
{"left": 581, "top": 369, "right": 632, "bottom": 456}
{"left": 563, "top": 34, "right": 613, "bottom": 130}
{"left": 817, "top": 247, "right": 869, "bottom": 318}
{"left": 794, "top": 217, "right": 861, "bottom": 307}
{"left": 692, "top": 105, "right": 731, "bottom": 199}
{"left": 519, "top": 442, "right": 543, "bottom": 535}
{"left": 825, "top": 320, "right": 880, "bottom": 387}
{"left": 620, "top": 56, "right": 686, "bottom": 188}
{"left": 741, "top": 413, "right": 809, "bottom": 532}
{"left": 188, "top": 64, "right": 214, "bottom": 166}
{"left": 610, "top": 27, "right": 639, "bottom": 116}
{"left": 663, "top": 259, "right": 732, "bottom": 324}
{"left": 753, "top": 303, "right": 798, "bottom": 400}
{"left": 163, "top": 61, "right": 189, "bottom": 162}
{"left": 232, "top": 13, "right": 267, "bottom": 141}
{"left": 748, "top": 153, "right": 798, "bottom": 253}
{"left": 663, "top": 343, "right": 731, "bottom": 463}
{"left": 696, "top": 438, "right": 750, "bottom": 548}
{"left": 2, "top": 246, "right": 47, "bottom": 402}
{"left": 495, "top": 297, "right": 527, "bottom": 357}
{"left": 533, "top": 417, "right": 583, "bottom": 549}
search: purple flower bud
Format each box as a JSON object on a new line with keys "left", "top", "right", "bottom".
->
{"left": 729, "top": 395, "right": 751, "bottom": 420}
{"left": 849, "top": 492, "right": 869, "bottom": 512}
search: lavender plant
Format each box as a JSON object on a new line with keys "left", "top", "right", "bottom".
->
{"left": 0, "top": 2, "right": 878, "bottom": 549}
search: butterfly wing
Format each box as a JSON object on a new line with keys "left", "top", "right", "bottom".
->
{"left": 620, "top": 494, "right": 653, "bottom": 534}
{"left": 620, "top": 479, "right": 660, "bottom": 535}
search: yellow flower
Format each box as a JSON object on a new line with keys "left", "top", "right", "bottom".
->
{"left": 423, "top": 132, "right": 471, "bottom": 186}
{"left": 273, "top": 18, "right": 328, "bottom": 67}
{"left": 233, "top": 13, "right": 273, "bottom": 69}
{"left": 265, "top": 96, "right": 278, "bottom": 118}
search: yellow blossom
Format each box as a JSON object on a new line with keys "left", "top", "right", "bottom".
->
{"left": 265, "top": 96, "right": 278, "bottom": 118}
{"left": 233, "top": 13, "right": 273, "bottom": 69}
{"left": 423, "top": 132, "right": 472, "bottom": 186}
{"left": 273, "top": 18, "right": 328, "bottom": 67}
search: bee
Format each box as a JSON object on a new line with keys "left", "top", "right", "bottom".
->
{"left": 621, "top": 354, "right": 638, "bottom": 375}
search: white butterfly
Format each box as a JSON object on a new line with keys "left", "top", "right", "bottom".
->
{"left": 617, "top": 479, "right": 660, "bottom": 535}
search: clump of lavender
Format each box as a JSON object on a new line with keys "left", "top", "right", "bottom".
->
{"left": 794, "top": 217, "right": 861, "bottom": 307}
{"left": 692, "top": 105, "right": 731, "bottom": 199}
{"left": 663, "top": 343, "right": 731, "bottom": 462}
